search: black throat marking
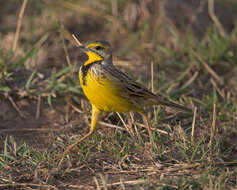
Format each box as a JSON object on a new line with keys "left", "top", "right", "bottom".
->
{"left": 81, "top": 61, "right": 102, "bottom": 85}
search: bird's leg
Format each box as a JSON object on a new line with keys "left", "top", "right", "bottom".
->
{"left": 62, "top": 131, "right": 93, "bottom": 155}
{"left": 142, "top": 114, "right": 152, "bottom": 131}
{"left": 61, "top": 105, "right": 101, "bottom": 156}
{"left": 142, "top": 114, "right": 153, "bottom": 143}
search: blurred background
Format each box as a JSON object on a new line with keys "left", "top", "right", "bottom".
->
{"left": 0, "top": 0, "right": 237, "bottom": 189}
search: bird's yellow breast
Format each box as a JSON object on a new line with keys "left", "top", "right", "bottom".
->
{"left": 79, "top": 69, "right": 137, "bottom": 113}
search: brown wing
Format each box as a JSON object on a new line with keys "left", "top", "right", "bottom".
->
{"left": 103, "top": 64, "right": 157, "bottom": 105}
{"left": 94, "top": 63, "right": 192, "bottom": 112}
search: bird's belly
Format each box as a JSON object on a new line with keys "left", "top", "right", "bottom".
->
{"left": 80, "top": 72, "right": 135, "bottom": 112}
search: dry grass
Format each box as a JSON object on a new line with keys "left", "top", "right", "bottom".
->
{"left": 0, "top": 0, "right": 237, "bottom": 189}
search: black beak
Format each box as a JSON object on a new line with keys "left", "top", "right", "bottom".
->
{"left": 78, "top": 45, "right": 87, "bottom": 51}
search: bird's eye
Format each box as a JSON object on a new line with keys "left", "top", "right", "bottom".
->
{"left": 95, "top": 46, "right": 104, "bottom": 50}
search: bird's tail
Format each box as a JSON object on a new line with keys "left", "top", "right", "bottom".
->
{"left": 157, "top": 99, "right": 192, "bottom": 113}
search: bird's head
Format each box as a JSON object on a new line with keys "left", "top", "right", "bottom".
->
{"left": 79, "top": 40, "right": 113, "bottom": 65}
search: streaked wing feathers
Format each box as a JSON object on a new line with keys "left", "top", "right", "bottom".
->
{"left": 104, "top": 64, "right": 156, "bottom": 101}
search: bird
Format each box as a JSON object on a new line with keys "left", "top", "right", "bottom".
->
{"left": 62, "top": 39, "right": 192, "bottom": 155}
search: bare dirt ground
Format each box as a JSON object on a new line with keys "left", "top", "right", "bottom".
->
{"left": 1, "top": 0, "right": 237, "bottom": 189}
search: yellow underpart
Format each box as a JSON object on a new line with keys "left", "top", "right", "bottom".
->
{"left": 79, "top": 70, "right": 143, "bottom": 113}
{"left": 84, "top": 51, "right": 103, "bottom": 66}
{"left": 90, "top": 105, "right": 101, "bottom": 132}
